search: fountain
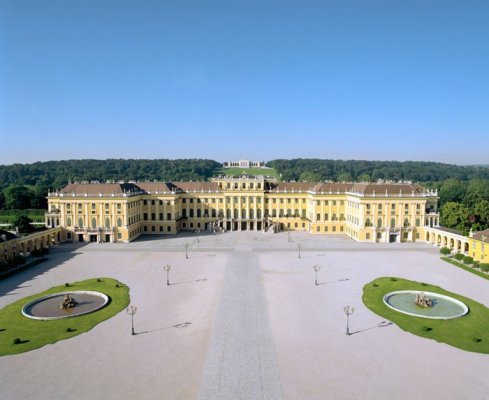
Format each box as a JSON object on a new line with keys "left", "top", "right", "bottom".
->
{"left": 414, "top": 292, "right": 433, "bottom": 308}
{"left": 383, "top": 290, "right": 469, "bottom": 320}
{"left": 22, "top": 291, "right": 109, "bottom": 320}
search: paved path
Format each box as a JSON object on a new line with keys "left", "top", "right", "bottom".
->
{"left": 198, "top": 250, "right": 283, "bottom": 400}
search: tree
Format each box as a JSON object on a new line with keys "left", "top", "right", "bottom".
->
{"left": 299, "top": 171, "right": 321, "bottom": 182}
{"left": 357, "top": 173, "right": 370, "bottom": 182}
{"left": 13, "top": 215, "right": 34, "bottom": 233}
{"left": 4, "top": 185, "right": 33, "bottom": 210}
{"left": 473, "top": 200, "right": 489, "bottom": 231}
{"left": 440, "top": 202, "right": 470, "bottom": 232}
{"left": 439, "top": 179, "right": 466, "bottom": 206}
{"left": 337, "top": 172, "right": 352, "bottom": 182}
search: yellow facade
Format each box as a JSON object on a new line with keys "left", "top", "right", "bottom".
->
{"left": 470, "top": 229, "right": 489, "bottom": 263}
{"left": 46, "top": 177, "right": 439, "bottom": 244}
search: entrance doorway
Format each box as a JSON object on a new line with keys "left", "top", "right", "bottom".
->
{"left": 78, "top": 234, "right": 84, "bottom": 242}
{"left": 90, "top": 235, "right": 97, "bottom": 243}
{"left": 389, "top": 234, "right": 398, "bottom": 243}
{"left": 105, "top": 234, "right": 110, "bottom": 242}
{"left": 241, "top": 221, "right": 247, "bottom": 231}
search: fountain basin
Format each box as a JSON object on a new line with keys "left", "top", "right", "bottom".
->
{"left": 22, "top": 291, "right": 109, "bottom": 320}
{"left": 383, "top": 290, "right": 469, "bottom": 320}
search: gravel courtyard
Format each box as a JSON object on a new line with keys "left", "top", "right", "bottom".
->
{"left": 1, "top": 231, "right": 488, "bottom": 399}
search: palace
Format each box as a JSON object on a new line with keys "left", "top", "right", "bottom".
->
{"left": 45, "top": 175, "right": 439, "bottom": 244}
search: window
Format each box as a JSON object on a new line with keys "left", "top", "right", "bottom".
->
{"left": 167, "top": 226, "right": 171, "bottom": 232}
{"left": 377, "top": 232, "right": 382, "bottom": 239}
{"left": 190, "top": 209, "right": 194, "bottom": 217}
{"left": 404, "top": 218, "right": 409, "bottom": 227}
{"left": 317, "top": 213, "right": 321, "bottom": 221}
{"left": 324, "top": 213, "right": 329, "bottom": 221}
{"left": 415, "top": 218, "right": 420, "bottom": 227}
{"left": 317, "top": 226, "right": 320, "bottom": 232}
{"left": 197, "top": 209, "right": 201, "bottom": 218}
{"left": 67, "top": 217, "right": 72, "bottom": 227}
{"left": 366, "top": 233, "right": 370, "bottom": 240}
{"left": 391, "top": 218, "right": 396, "bottom": 228}
{"left": 144, "top": 213, "right": 148, "bottom": 220}
{"left": 144, "top": 200, "right": 147, "bottom": 205}
{"left": 377, "top": 218, "right": 382, "bottom": 228}
{"left": 152, "top": 226, "right": 156, "bottom": 232}
{"left": 365, "top": 218, "right": 371, "bottom": 227}
{"left": 160, "top": 213, "right": 163, "bottom": 220}
{"left": 333, "top": 226, "right": 336, "bottom": 232}
{"left": 333, "top": 200, "right": 337, "bottom": 206}
{"left": 91, "top": 218, "right": 96, "bottom": 228}
{"left": 151, "top": 213, "right": 156, "bottom": 220}
{"left": 117, "top": 218, "right": 122, "bottom": 227}
{"left": 105, "top": 218, "right": 110, "bottom": 228}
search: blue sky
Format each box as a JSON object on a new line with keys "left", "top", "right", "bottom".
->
{"left": 1, "top": 0, "right": 488, "bottom": 165}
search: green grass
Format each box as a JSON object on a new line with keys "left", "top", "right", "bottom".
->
{"left": 0, "top": 209, "right": 46, "bottom": 224}
{"left": 362, "top": 277, "right": 489, "bottom": 354}
{"left": 441, "top": 257, "right": 489, "bottom": 281}
{"left": 214, "top": 167, "right": 279, "bottom": 178}
{"left": 0, "top": 278, "right": 129, "bottom": 356}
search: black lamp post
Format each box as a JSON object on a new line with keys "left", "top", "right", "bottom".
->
{"left": 297, "top": 243, "right": 303, "bottom": 258}
{"left": 344, "top": 306, "right": 354, "bottom": 336}
{"left": 313, "top": 264, "right": 320, "bottom": 285}
{"left": 164, "top": 264, "right": 171, "bottom": 286}
{"left": 126, "top": 305, "right": 137, "bottom": 335}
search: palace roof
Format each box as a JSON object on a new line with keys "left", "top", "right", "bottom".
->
{"left": 472, "top": 229, "right": 489, "bottom": 243}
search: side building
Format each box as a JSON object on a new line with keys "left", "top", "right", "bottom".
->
{"left": 45, "top": 176, "right": 438, "bottom": 243}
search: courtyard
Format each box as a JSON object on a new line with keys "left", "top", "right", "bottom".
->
{"left": 1, "top": 231, "right": 488, "bottom": 399}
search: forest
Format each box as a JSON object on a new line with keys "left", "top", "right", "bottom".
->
{"left": 0, "top": 158, "right": 488, "bottom": 233}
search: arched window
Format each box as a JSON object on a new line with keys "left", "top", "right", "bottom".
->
{"left": 365, "top": 218, "right": 371, "bottom": 227}
{"left": 182, "top": 209, "right": 187, "bottom": 218}
{"left": 66, "top": 217, "right": 72, "bottom": 227}
{"left": 218, "top": 210, "right": 224, "bottom": 218}
{"left": 190, "top": 209, "right": 194, "bottom": 218}
{"left": 78, "top": 217, "right": 84, "bottom": 228}
{"left": 241, "top": 209, "right": 246, "bottom": 219}
{"left": 249, "top": 209, "right": 254, "bottom": 219}
{"left": 226, "top": 209, "right": 231, "bottom": 218}
{"left": 91, "top": 218, "right": 97, "bottom": 228}
{"left": 287, "top": 209, "right": 291, "bottom": 217}
{"left": 211, "top": 209, "right": 216, "bottom": 218}
{"left": 279, "top": 209, "right": 284, "bottom": 217}
{"left": 272, "top": 209, "right": 277, "bottom": 217}
{"left": 234, "top": 209, "right": 239, "bottom": 219}
{"left": 105, "top": 217, "right": 111, "bottom": 228}
{"left": 403, "top": 218, "right": 409, "bottom": 227}
{"left": 390, "top": 218, "right": 396, "bottom": 228}
{"left": 257, "top": 209, "right": 262, "bottom": 219}
{"left": 117, "top": 218, "right": 122, "bottom": 227}
{"left": 197, "top": 209, "right": 201, "bottom": 218}
{"left": 377, "top": 218, "right": 382, "bottom": 228}
{"left": 415, "top": 218, "right": 420, "bottom": 227}
{"left": 301, "top": 209, "right": 306, "bottom": 219}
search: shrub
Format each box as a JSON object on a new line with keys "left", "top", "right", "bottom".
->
{"left": 390, "top": 278, "right": 398, "bottom": 282}
{"left": 65, "top": 283, "right": 70, "bottom": 287}
{"left": 454, "top": 253, "right": 464, "bottom": 261}
{"left": 463, "top": 256, "right": 473, "bottom": 265}
{"left": 373, "top": 283, "right": 379, "bottom": 287}
{"left": 480, "top": 263, "right": 489, "bottom": 272}
{"left": 440, "top": 247, "right": 451, "bottom": 255}
{"left": 13, "top": 338, "right": 21, "bottom": 345}
{"left": 422, "top": 326, "right": 432, "bottom": 332}
{"left": 66, "top": 327, "right": 76, "bottom": 333}
{"left": 473, "top": 337, "right": 482, "bottom": 343}
{"left": 97, "top": 278, "right": 102, "bottom": 282}
{"left": 473, "top": 261, "right": 480, "bottom": 269}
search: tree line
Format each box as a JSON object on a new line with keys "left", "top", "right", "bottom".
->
{"left": 266, "top": 159, "right": 489, "bottom": 182}
{"left": 0, "top": 159, "right": 221, "bottom": 210}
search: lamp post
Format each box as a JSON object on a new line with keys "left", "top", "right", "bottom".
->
{"left": 184, "top": 243, "right": 189, "bottom": 259}
{"left": 343, "top": 306, "right": 354, "bottom": 336}
{"left": 297, "top": 243, "right": 303, "bottom": 258}
{"left": 313, "top": 264, "right": 320, "bottom": 285}
{"left": 164, "top": 264, "right": 171, "bottom": 286}
{"left": 196, "top": 229, "right": 200, "bottom": 242}
{"left": 126, "top": 305, "right": 137, "bottom": 336}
